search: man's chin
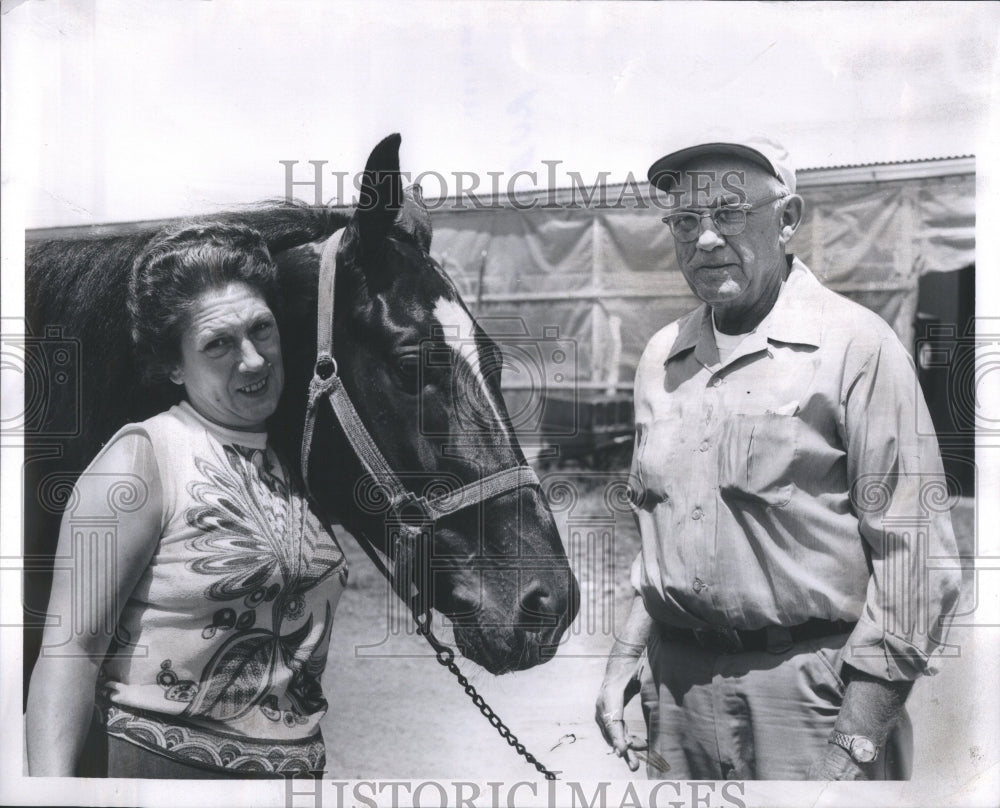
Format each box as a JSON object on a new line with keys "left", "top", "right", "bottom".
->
{"left": 696, "top": 284, "right": 744, "bottom": 306}
{"left": 688, "top": 268, "right": 744, "bottom": 302}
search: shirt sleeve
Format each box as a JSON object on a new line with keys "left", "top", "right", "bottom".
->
{"left": 841, "top": 333, "right": 962, "bottom": 681}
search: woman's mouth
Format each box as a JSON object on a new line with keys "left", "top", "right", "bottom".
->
{"left": 238, "top": 376, "right": 268, "bottom": 395}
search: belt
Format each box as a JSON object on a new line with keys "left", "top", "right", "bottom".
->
{"left": 662, "top": 618, "right": 857, "bottom": 655}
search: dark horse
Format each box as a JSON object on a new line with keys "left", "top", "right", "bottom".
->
{"left": 23, "top": 135, "right": 580, "bottom": 701}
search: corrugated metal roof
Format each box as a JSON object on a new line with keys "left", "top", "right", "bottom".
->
{"left": 795, "top": 155, "right": 974, "bottom": 188}
{"left": 799, "top": 155, "right": 975, "bottom": 172}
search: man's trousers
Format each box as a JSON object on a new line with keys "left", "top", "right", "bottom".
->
{"left": 641, "top": 623, "right": 913, "bottom": 780}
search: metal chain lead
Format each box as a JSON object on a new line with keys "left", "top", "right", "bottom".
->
{"left": 414, "top": 612, "right": 558, "bottom": 781}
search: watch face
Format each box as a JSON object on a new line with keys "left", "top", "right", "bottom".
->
{"left": 851, "top": 737, "right": 878, "bottom": 763}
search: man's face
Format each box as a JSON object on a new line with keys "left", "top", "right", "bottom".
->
{"left": 667, "top": 156, "right": 792, "bottom": 319}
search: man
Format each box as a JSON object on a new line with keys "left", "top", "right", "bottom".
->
{"left": 595, "top": 137, "right": 962, "bottom": 780}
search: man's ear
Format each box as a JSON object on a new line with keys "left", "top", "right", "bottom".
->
{"left": 169, "top": 367, "right": 184, "bottom": 385}
{"left": 778, "top": 194, "right": 804, "bottom": 244}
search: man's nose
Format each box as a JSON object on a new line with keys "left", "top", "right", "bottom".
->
{"left": 238, "top": 339, "right": 267, "bottom": 373}
{"left": 696, "top": 216, "right": 726, "bottom": 250}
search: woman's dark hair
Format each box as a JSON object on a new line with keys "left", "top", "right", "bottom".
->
{"left": 129, "top": 222, "right": 282, "bottom": 384}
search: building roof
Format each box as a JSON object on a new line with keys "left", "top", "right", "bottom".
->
{"left": 796, "top": 155, "right": 974, "bottom": 187}
{"left": 799, "top": 154, "right": 974, "bottom": 172}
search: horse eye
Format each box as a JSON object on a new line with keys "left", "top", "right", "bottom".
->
{"left": 395, "top": 354, "right": 421, "bottom": 392}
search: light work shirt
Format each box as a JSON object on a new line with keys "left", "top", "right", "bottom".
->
{"left": 629, "top": 257, "right": 962, "bottom": 681}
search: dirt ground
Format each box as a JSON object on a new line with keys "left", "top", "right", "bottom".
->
{"left": 320, "top": 486, "right": 984, "bottom": 789}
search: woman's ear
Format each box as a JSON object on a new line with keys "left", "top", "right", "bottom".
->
{"left": 169, "top": 367, "right": 184, "bottom": 385}
{"left": 778, "top": 194, "right": 804, "bottom": 245}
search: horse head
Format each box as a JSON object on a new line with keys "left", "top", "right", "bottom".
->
{"left": 294, "top": 134, "right": 580, "bottom": 673}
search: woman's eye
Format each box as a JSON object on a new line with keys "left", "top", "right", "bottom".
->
{"left": 252, "top": 321, "right": 275, "bottom": 340}
{"left": 203, "top": 338, "right": 229, "bottom": 357}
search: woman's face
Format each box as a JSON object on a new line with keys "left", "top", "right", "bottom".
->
{"left": 170, "top": 282, "right": 284, "bottom": 431}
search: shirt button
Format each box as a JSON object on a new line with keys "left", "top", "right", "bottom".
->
{"left": 712, "top": 377, "right": 723, "bottom": 387}
{"left": 691, "top": 506, "right": 703, "bottom": 520}
{"left": 693, "top": 577, "right": 706, "bottom": 593}
{"left": 699, "top": 440, "right": 710, "bottom": 452}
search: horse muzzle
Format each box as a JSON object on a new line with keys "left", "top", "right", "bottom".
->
{"left": 444, "top": 561, "right": 580, "bottom": 674}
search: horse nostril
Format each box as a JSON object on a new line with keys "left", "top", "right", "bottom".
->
{"left": 517, "top": 579, "right": 559, "bottom": 630}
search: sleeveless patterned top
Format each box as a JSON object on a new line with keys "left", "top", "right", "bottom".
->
{"left": 97, "top": 401, "right": 347, "bottom": 775}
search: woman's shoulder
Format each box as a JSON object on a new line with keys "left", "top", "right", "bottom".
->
{"left": 88, "top": 423, "right": 159, "bottom": 478}
{"left": 75, "top": 424, "right": 164, "bottom": 524}
{"left": 88, "top": 404, "right": 196, "bottom": 478}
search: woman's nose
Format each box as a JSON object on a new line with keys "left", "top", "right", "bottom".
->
{"left": 238, "top": 339, "right": 267, "bottom": 372}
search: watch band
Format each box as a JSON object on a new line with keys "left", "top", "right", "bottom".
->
{"left": 829, "top": 730, "right": 879, "bottom": 763}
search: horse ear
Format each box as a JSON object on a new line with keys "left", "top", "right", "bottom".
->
{"left": 357, "top": 133, "right": 404, "bottom": 247}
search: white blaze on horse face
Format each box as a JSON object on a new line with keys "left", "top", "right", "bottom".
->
{"left": 432, "top": 297, "right": 509, "bottom": 438}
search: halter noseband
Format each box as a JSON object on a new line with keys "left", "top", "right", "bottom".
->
{"left": 299, "top": 229, "right": 540, "bottom": 583}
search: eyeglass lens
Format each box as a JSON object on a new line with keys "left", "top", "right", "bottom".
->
{"left": 666, "top": 208, "right": 747, "bottom": 241}
{"left": 663, "top": 192, "right": 787, "bottom": 242}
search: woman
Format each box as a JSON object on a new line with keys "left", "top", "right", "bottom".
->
{"left": 26, "top": 223, "right": 347, "bottom": 778}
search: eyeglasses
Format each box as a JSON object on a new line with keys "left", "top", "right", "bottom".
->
{"left": 661, "top": 192, "right": 788, "bottom": 242}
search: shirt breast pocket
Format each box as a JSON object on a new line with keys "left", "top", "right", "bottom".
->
{"left": 634, "top": 418, "right": 681, "bottom": 509}
{"left": 718, "top": 411, "right": 799, "bottom": 507}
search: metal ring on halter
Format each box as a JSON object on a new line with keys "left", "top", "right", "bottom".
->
{"left": 315, "top": 353, "right": 337, "bottom": 379}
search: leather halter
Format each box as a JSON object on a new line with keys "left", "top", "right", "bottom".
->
{"left": 299, "top": 229, "right": 540, "bottom": 589}
{"left": 298, "top": 228, "right": 561, "bottom": 781}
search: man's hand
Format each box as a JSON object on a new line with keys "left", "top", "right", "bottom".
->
{"left": 806, "top": 742, "right": 867, "bottom": 781}
{"left": 595, "top": 594, "right": 653, "bottom": 772}
{"left": 595, "top": 657, "right": 647, "bottom": 771}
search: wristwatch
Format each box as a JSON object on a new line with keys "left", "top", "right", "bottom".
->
{"left": 829, "top": 731, "right": 879, "bottom": 763}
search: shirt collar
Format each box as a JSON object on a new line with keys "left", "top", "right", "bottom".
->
{"left": 175, "top": 400, "right": 269, "bottom": 450}
{"left": 666, "top": 256, "right": 825, "bottom": 365}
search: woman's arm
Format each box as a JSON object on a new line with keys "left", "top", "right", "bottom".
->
{"left": 26, "top": 433, "right": 162, "bottom": 776}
